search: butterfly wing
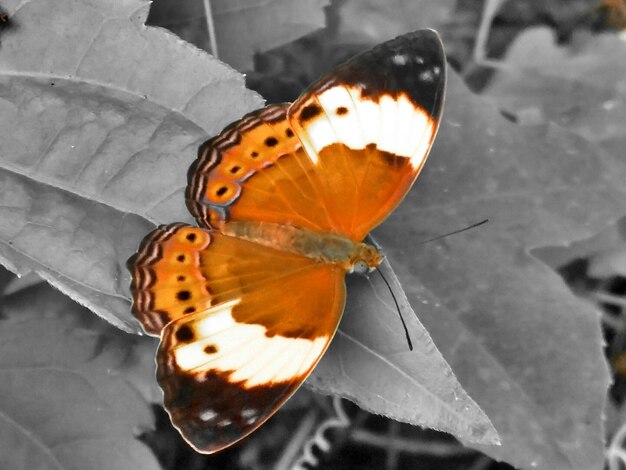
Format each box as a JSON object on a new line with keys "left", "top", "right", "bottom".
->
{"left": 186, "top": 103, "right": 341, "bottom": 233}
{"left": 130, "top": 30, "right": 445, "bottom": 452}
{"left": 289, "top": 29, "right": 446, "bottom": 240}
{"left": 186, "top": 29, "right": 446, "bottom": 240}
{"left": 127, "top": 224, "right": 346, "bottom": 452}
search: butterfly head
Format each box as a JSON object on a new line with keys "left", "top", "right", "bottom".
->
{"left": 350, "top": 243, "right": 383, "bottom": 275}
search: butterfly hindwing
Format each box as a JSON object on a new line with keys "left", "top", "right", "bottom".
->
{"left": 157, "top": 293, "right": 344, "bottom": 453}
{"left": 128, "top": 223, "right": 346, "bottom": 452}
{"left": 186, "top": 29, "right": 446, "bottom": 241}
{"left": 128, "top": 223, "right": 211, "bottom": 335}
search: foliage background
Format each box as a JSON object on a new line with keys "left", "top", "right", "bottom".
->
{"left": 1, "top": 0, "right": 626, "bottom": 469}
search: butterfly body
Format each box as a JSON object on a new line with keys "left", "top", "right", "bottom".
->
{"left": 220, "top": 220, "right": 383, "bottom": 271}
{"left": 128, "top": 29, "right": 446, "bottom": 453}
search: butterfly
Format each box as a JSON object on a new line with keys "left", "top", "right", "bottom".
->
{"left": 127, "top": 29, "right": 446, "bottom": 454}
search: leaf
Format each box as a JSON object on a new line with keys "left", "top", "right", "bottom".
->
{"left": 3, "top": 271, "right": 44, "bottom": 296}
{"left": 482, "top": 28, "right": 626, "bottom": 295}
{"left": 482, "top": 27, "right": 626, "bottom": 158}
{"left": 533, "top": 215, "right": 626, "bottom": 280}
{"left": 354, "top": 71, "right": 621, "bottom": 470}
{"left": 211, "top": 0, "right": 330, "bottom": 71}
{"left": 0, "top": 278, "right": 161, "bottom": 470}
{"left": 310, "top": 256, "right": 500, "bottom": 445}
{"left": 0, "top": 2, "right": 618, "bottom": 467}
{"left": 0, "top": 0, "right": 263, "bottom": 330}
{"left": 0, "top": 0, "right": 498, "bottom": 450}
{"left": 335, "top": 0, "right": 455, "bottom": 45}
{"left": 148, "top": 0, "right": 330, "bottom": 71}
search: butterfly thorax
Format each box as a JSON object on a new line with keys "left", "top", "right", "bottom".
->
{"left": 221, "top": 221, "right": 383, "bottom": 272}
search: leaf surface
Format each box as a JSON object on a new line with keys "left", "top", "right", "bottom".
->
{"left": 0, "top": 0, "right": 499, "bottom": 447}
{"left": 482, "top": 27, "right": 626, "bottom": 306}
{"left": 355, "top": 72, "right": 622, "bottom": 470}
{"left": 0, "top": 279, "right": 161, "bottom": 470}
{"left": 335, "top": 0, "right": 455, "bottom": 44}
{"left": 483, "top": 27, "right": 626, "bottom": 158}
{"left": 0, "top": 4, "right": 620, "bottom": 467}
{"left": 0, "top": 0, "right": 263, "bottom": 330}
{"left": 311, "top": 256, "right": 500, "bottom": 445}
{"left": 148, "top": 0, "right": 330, "bottom": 71}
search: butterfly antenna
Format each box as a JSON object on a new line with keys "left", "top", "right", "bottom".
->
{"left": 377, "top": 269, "right": 413, "bottom": 351}
{"left": 420, "top": 218, "right": 489, "bottom": 245}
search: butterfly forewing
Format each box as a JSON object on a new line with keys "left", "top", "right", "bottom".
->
{"left": 185, "top": 30, "right": 445, "bottom": 241}
{"left": 186, "top": 104, "right": 339, "bottom": 233}
{"left": 288, "top": 29, "right": 446, "bottom": 240}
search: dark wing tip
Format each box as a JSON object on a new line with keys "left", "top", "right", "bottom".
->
{"left": 313, "top": 29, "right": 446, "bottom": 120}
{"left": 157, "top": 351, "right": 291, "bottom": 454}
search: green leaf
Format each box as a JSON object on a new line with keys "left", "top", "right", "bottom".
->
{"left": 0, "top": 279, "right": 161, "bottom": 470}
{"left": 0, "top": 0, "right": 263, "bottom": 331}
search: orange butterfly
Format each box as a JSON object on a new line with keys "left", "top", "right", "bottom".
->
{"left": 127, "top": 29, "right": 446, "bottom": 453}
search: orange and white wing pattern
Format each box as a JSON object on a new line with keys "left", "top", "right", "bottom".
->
{"left": 288, "top": 29, "right": 446, "bottom": 240}
{"left": 128, "top": 29, "right": 447, "bottom": 454}
{"left": 186, "top": 29, "right": 446, "bottom": 241}
{"left": 127, "top": 224, "right": 346, "bottom": 453}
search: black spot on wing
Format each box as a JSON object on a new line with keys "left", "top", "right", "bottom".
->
{"left": 177, "top": 290, "right": 191, "bottom": 301}
{"left": 175, "top": 325, "right": 194, "bottom": 342}
{"left": 264, "top": 136, "right": 278, "bottom": 147}
{"left": 299, "top": 104, "right": 322, "bottom": 122}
